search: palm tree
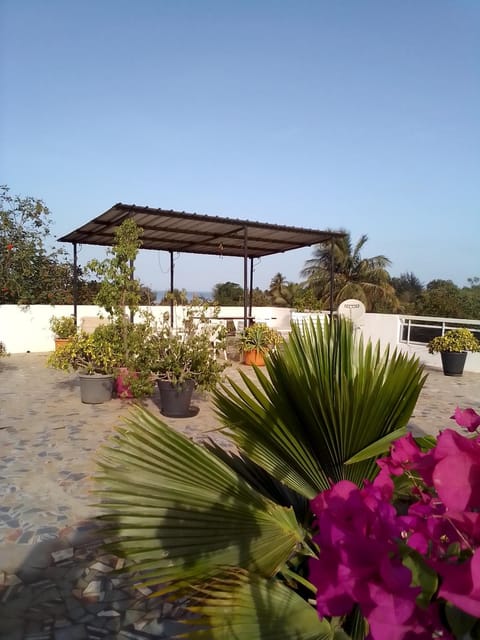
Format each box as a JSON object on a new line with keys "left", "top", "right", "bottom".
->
{"left": 268, "top": 273, "right": 299, "bottom": 306}
{"left": 95, "top": 317, "right": 426, "bottom": 639}
{"left": 301, "top": 229, "right": 399, "bottom": 312}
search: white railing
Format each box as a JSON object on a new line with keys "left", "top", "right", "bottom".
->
{"left": 399, "top": 315, "right": 480, "bottom": 345}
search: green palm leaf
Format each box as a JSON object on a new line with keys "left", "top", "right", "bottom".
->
{"left": 214, "top": 317, "right": 426, "bottom": 498}
{"left": 95, "top": 407, "right": 306, "bottom": 590}
{"left": 178, "top": 570, "right": 333, "bottom": 640}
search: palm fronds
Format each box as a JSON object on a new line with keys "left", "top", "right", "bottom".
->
{"left": 95, "top": 407, "right": 306, "bottom": 592}
{"left": 214, "top": 317, "right": 426, "bottom": 497}
{"left": 179, "top": 570, "right": 333, "bottom": 640}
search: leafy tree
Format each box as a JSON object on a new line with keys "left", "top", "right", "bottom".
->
{"left": 301, "top": 229, "right": 399, "bottom": 312}
{"left": 461, "top": 277, "right": 480, "bottom": 319}
{"left": 250, "top": 287, "right": 271, "bottom": 306}
{"left": 415, "top": 280, "right": 464, "bottom": 318}
{"left": 415, "top": 278, "right": 480, "bottom": 320}
{"left": 213, "top": 281, "right": 244, "bottom": 305}
{"left": 0, "top": 186, "right": 70, "bottom": 303}
{"left": 391, "top": 272, "right": 424, "bottom": 313}
{"left": 159, "top": 288, "right": 188, "bottom": 305}
{"left": 0, "top": 185, "right": 102, "bottom": 305}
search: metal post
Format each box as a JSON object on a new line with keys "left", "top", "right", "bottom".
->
{"left": 249, "top": 257, "right": 254, "bottom": 322}
{"left": 170, "top": 250, "right": 174, "bottom": 327}
{"left": 243, "top": 227, "right": 248, "bottom": 328}
{"left": 73, "top": 243, "right": 78, "bottom": 325}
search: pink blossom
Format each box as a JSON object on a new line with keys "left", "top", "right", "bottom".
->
{"left": 431, "top": 430, "right": 480, "bottom": 512}
{"left": 438, "top": 549, "right": 480, "bottom": 617}
{"left": 451, "top": 406, "right": 480, "bottom": 432}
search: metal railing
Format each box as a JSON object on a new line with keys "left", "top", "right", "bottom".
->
{"left": 400, "top": 315, "right": 480, "bottom": 345}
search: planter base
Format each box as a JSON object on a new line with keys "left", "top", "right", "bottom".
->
{"left": 440, "top": 351, "right": 467, "bottom": 377}
{"left": 54, "top": 338, "right": 72, "bottom": 351}
{"left": 79, "top": 373, "right": 114, "bottom": 404}
{"left": 243, "top": 350, "right": 265, "bottom": 366}
{"left": 157, "top": 379, "right": 195, "bottom": 417}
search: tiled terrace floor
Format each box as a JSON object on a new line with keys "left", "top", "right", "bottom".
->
{"left": 0, "top": 353, "right": 479, "bottom": 639}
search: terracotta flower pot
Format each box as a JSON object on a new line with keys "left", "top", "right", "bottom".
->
{"left": 243, "top": 350, "right": 265, "bottom": 366}
{"left": 54, "top": 338, "right": 72, "bottom": 351}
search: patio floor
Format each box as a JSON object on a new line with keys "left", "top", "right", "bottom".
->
{"left": 0, "top": 353, "right": 479, "bottom": 639}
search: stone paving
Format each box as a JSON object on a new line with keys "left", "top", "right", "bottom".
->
{"left": 0, "top": 353, "right": 479, "bottom": 639}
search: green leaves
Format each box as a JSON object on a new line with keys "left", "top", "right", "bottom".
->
{"left": 95, "top": 407, "right": 306, "bottom": 592}
{"left": 214, "top": 317, "right": 426, "bottom": 497}
{"left": 180, "top": 571, "right": 333, "bottom": 640}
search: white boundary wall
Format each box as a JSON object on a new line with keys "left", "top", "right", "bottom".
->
{"left": 1, "top": 305, "right": 479, "bottom": 373}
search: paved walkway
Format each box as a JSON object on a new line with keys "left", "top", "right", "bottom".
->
{"left": 0, "top": 353, "right": 479, "bottom": 639}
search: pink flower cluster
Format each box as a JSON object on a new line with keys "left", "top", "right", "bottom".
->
{"left": 309, "top": 407, "right": 480, "bottom": 640}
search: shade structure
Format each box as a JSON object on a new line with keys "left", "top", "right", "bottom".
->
{"left": 59, "top": 203, "right": 345, "bottom": 324}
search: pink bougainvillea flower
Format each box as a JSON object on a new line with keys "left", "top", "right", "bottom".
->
{"left": 437, "top": 549, "right": 480, "bottom": 617}
{"left": 431, "top": 430, "right": 480, "bottom": 512}
{"left": 376, "top": 433, "right": 424, "bottom": 476}
{"left": 451, "top": 406, "right": 480, "bottom": 432}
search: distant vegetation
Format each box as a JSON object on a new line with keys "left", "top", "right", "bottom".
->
{"left": 1, "top": 187, "right": 478, "bottom": 318}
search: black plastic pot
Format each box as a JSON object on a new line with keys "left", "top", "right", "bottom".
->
{"left": 79, "top": 373, "right": 114, "bottom": 403}
{"left": 157, "top": 379, "right": 195, "bottom": 417}
{"left": 440, "top": 351, "right": 467, "bottom": 377}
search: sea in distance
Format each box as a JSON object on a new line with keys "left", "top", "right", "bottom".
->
{"left": 154, "top": 290, "right": 212, "bottom": 303}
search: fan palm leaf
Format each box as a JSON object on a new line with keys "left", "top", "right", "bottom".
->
{"left": 179, "top": 570, "right": 333, "bottom": 640}
{"left": 95, "top": 407, "right": 307, "bottom": 592}
{"left": 214, "top": 317, "right": 426, "bottom": 498}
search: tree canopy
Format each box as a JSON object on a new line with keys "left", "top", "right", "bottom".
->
{"left": 301, "top": 230, "right": 399, "bottom": 312}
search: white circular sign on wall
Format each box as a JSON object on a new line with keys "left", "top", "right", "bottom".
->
{"left": 337, "top": 299, "right": 366, "bottom": 322}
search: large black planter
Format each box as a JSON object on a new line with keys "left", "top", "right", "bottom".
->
{"left": 440, "top": 351, "right": 467, "bottom": 377}
{"left": 79, "top": 373, "right": 114, "bottom": 403}
{"left": 157, "top": 379, "right": 195, "bottom": 417}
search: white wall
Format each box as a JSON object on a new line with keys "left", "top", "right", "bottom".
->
{"left": 359, "top": 312, "right": 480, "bottom": 374}
{"left": 1, "top": 305, "right": 479, "bottom": 373}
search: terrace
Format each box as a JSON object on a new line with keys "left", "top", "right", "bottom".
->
{"left": 0, "top": 343, "right": 479, "bottom": 637}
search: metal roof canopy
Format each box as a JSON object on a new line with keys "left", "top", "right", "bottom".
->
{"left": 59, "top": 203, "right": 345, "bottom": 325}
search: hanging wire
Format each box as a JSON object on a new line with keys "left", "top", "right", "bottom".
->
{"left": 157, "top": 251, "right": 180, "bottom": 273}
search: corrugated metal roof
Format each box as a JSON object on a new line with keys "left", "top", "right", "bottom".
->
{"left": 58, "top": 203, "right": 344, "bottom": 258}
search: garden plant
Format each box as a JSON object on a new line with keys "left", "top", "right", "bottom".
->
{"left": 94, "top": 318, "right": 480, "bottom": 638}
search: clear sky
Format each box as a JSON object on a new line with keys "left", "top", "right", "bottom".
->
{"left": 1, "top": 0, "right": 479, "bottom": 294}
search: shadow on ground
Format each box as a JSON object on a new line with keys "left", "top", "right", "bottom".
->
{"left": 0, "top": 519, "right": 193, "bottom": 640}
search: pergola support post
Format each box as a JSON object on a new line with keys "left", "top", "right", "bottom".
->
{"left": 169, "top": 250, "right": 174, "bottom": 327}
{"left": 249, "top": 257, "right": 254, "bottom": 322}
{"left": 73, "top": 243, "right": 78, "bottom": 325}
{"left": 243, "top": 226, "right": 248, "bottom": 328}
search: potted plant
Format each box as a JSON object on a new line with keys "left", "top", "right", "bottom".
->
{"left": 113, "top": 314, "right": 159, "bottom": 399}
{"left": 86, "top": 219, "right": 156, "bottom": 398}
{"left": 428, "top": 327, "right": 480, "bottom": 377}
{"left": 49, "top": 315, "right": 77, "bottom": 350}
{"left": 0, "top": 341, "right": 7, "bottom": 359}
{"left": 239, "top": 322, "right": 282, "bottom": 366}
{"left": 47, "top": 324, "right": 118, "bottom": 403}
{"left": 151, "top": 313, "right": 227, "bottom": 417}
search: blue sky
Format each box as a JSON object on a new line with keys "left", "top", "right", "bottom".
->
{"left": 1, "top": 1, "right": 479, "bottom": 294}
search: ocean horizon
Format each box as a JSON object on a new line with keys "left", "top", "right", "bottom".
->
{"left": 154, "top": 290, "right": 212, "bottom": 302}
